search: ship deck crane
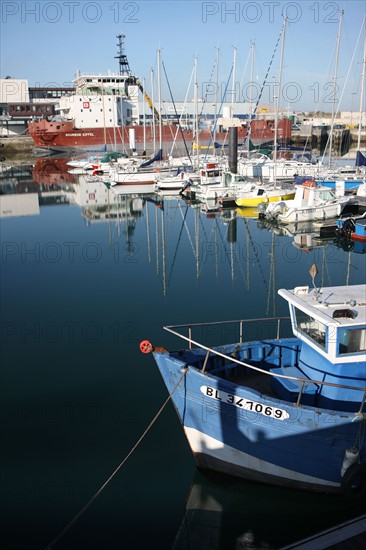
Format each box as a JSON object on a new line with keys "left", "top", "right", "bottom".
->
{"left": 135, "top": 80, "right": 160, "bottom": 122}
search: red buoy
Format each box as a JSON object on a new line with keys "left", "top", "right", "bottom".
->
{"left": 140, "top": 340, "right": 153, "bottom": 354}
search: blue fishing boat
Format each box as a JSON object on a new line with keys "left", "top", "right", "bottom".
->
{"left": 142, "top": 270, "right": 366, "bottom": 497}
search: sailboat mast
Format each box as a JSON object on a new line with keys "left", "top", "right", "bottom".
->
{"left": 194, "top": 56, "right": 199, "bottom": 163}
{"left": 157, "top": 49, "right": 163, "bottom": 154}
{"left": 231, "top": 46, "right": 237, "bottom": 112}
{"left": 214, "top": 47, "right": 220, "bottom": 146}
{"left": 329, "top": 9, "right": 344, "bottom": 165}
{"left": 142, "top": 77, "right": 146, "bottom": 153}
{"left": 248, "top": 42, "right": 255, "bottom": 156}
{"left": 151, "top": 69, "right": 156, "bottom": 155}
{"left": 273, "top": 16, "right": 287, "bottom": 186}
{"left": 357, "top": 36, "right": 366, "bottom": 152}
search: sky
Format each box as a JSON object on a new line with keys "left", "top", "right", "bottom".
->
{"left": 1, "top": 0, "right": 365, "bottom": 112}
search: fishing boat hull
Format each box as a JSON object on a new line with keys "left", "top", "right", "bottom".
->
{"left": 277, "top": 202, "right": 345, "bottom": 224}
{"left": 153, "top": 343, "right": 365, "bottom": 494}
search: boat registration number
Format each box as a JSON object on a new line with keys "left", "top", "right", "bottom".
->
{"left": 201, "top": 385, "right": 289, "bottom": 420}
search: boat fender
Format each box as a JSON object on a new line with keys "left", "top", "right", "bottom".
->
{"left": 139, "top": 340, "right": 154, "bottom": 354}
{"left": 341, "top": 462, "right": 366, "bottom": 500}
{"left": 341, "top": 447, "right": 359, "bottom": 477}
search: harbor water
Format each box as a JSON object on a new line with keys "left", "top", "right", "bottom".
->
{"left": 1, "top": 157, "right": 365, "bottom": 550}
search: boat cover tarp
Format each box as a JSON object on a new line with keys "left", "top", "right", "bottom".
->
{"left": 356, "top": 151, "right": 366, "bottom": 167}
{"left": 294, "top": 176, "right": 317, "bottom": 185}
{"left": 101, "top": 152, "right": 128, "bottom": 163}
{"left": 139, "top": 149, "right": 163, "bottom": 168}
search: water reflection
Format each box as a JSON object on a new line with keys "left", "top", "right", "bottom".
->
{"left": 1, "top": 157, "right": 364, "bottom": 298}
{"left": 1, "top": 156, "right": 365, "bottom": 549}
{"left": 257, "top": 218, "right": 331, "bottom": 252}
{"left": 0, "top": 159, "right": 73, "bottom": 216}
{"left": 173, "top": 469, "right": 366, "bottom": 550}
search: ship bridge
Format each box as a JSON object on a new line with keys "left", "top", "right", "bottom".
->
{"left": 73, "top": 73, "right": 136, "bottom": 97}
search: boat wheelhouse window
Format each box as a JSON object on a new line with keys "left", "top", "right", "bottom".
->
{"left": 293, "top": 307, "right": 326, "bottom": 349}
{"left": 338, "top": 328, "right": 366, "bottom": 355}
{"left": 318, "top": 190, "right": 335, "bottom": 200}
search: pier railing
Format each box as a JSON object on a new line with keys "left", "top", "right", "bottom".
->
{"left": 164, "top": 317, "right": 366, "bottom": 414}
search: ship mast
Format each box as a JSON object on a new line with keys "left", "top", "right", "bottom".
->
{"left": 115, "top": 33, "right": 131, "bottom": 76}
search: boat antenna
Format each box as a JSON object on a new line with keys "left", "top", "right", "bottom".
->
{"left": 115, "top": 33, "right": 131, "bottom": 76}
{"left": 309, "top": 263, "right": 319, "bottom": 297}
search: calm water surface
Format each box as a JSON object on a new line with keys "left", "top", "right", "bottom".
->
{"left": 1, "top": 158, "right": 365, "bottom": 550}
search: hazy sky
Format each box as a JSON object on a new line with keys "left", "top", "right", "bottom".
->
{"left": 1, "top": 0, "right": 365, "bottom": 112}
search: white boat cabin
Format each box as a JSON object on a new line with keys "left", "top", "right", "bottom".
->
{"left": 279, "top": 284, "right": 366, "bottom": 407}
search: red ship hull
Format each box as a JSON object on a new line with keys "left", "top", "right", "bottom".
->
{"left": 28, "top": 118, "right": 291, "bottom": 154}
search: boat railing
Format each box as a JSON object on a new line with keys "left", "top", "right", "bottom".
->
{"left": 163, "top": 317, "right": 366, "bottom": 414}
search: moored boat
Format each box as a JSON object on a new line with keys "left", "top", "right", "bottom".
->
{"left": 336, "top": 212, "right": 366, "bottom": 242}
{"left": 142, "top": 273, "right": 366, "bottom": 496}
{"left": 259, "top": 181, "right": 351, "bottom": 224}
{"left": 235, "top": 183, "right": 295, "bottom": 208}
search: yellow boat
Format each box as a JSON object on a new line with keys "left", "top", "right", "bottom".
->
{"left": 235, "top": 188, "right": 295, "bottom": 208}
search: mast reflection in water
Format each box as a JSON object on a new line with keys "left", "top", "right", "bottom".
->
{"left": 1, "top": 158, "right": 365, "bottom": 550}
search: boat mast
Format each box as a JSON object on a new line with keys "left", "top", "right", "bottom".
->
{"left": 328, "top": 9, "right": 344, "bottom": 166}
{"left": 115, "top": 33, "right": 131, "bottom": 76}
{"left": 157, "top": 49, "right": 163, "bottom": 154}
{"left": 151, "top": 68, "right": 156, "bottom": 155}
{"left": 142, "top": 77, "right": 146, "bottom": 154}
{"left": 214, "top": 47, "right": 220, "bottom": 146}
{"left": 273, "top": 16, "right": 287, "bottom": 187}
{"left": 115, "top": 33, "right": 131, "bottom": 150}
{"left": 248, "top": 42, "right": 255, "bottom": 156}
{"left": 357, "top": 35, "right": 366, "bottom": 153}
{"left": 231, "top": 46, "right": 237, "bottom": 113}
{"left": 194, "top": 56, "right": 199, "bottom": 165}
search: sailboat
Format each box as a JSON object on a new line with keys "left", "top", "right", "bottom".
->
{"left": 313, "top": 16, "right": 366, "bottom": 189}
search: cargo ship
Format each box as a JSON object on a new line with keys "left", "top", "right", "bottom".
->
{"left": 28, "top": 35, "right": 291, "bottom": 155}
{"left": 28, "top": 117, "right": 291, "bottom": 155}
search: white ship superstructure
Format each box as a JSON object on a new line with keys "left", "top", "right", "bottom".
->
{"left": 56, "top": 72, "right": 139, "bottom": 129}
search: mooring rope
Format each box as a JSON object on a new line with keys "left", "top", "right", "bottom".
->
{"left": 44, "top": 367, "right": 188, "bottom": 549}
